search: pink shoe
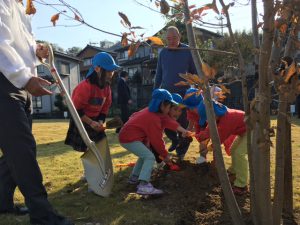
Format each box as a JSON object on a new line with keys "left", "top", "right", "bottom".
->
{"left": 137, "top": 183, "right": 163, "bottom": 195}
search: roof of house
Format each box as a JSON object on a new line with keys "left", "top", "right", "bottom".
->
{"left": 76, "top": 44, "right": 117, "bottom": 57}
{"left": 119, "top": 56, "right": 150, "bottom": 66}
{"left": 113, "top": 41, "right": 151, "bottom": 52}
{"left": 54, "top": 51, "right": 82, "bottom": 62}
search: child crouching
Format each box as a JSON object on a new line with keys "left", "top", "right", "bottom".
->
{"left": 118, "top": 89, "right": 189, "bottom": 195}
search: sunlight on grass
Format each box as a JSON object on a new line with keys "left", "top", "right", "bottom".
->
{"left": 1, "top": 118, "right": 299, "bottom": 224}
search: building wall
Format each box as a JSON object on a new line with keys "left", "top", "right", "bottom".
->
{"left": 33, "top": 55, "right": 80, "bottom": 116}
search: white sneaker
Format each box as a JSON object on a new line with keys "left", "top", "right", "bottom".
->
{"left": 137, "top": 183, "right": 163, "bottom": 195}
{"left": 196, "top": 156, "right": 207, "bottom": 164}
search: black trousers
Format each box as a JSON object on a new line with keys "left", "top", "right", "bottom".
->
{"left": 165, "top": 108, "right": 190, "bottom": 157}
{"left": 0, "top": 75, "right": 59, "bottom": 224}
{"left": 119, "top": 103, "right": 130, "bottom": 124}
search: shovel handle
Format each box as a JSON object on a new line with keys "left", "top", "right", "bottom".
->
{"left": 41, "top": 43, "right": 106, "bottom": 174}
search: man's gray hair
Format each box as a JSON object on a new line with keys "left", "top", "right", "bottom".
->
{"left": 166, "top": 26, "right": 180, "bottom": 35}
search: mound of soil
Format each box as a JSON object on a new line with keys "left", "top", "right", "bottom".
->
{"left": 123, "top": 148, "right": 298, "bottom": 225}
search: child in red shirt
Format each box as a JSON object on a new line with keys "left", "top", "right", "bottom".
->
{"left": 119, "top": 89, "right": 188, "bottom": 195}
{"left": 196, "top": 101, "right": 248, "bottom": 195}
{"left": 65, "top": 52, "right": 119, "bottom": 151}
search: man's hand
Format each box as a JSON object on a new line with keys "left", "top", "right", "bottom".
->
{"left": 24, "top": 77, "right": 52, "bottom": 96}
{"left": 36, "top": 43, "right": 49, "bottom": 59}
{"left": 128, "top": 99, "right": 133, "bottom": 104}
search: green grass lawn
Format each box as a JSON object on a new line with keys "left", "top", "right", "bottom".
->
{"left": 0, "top": 118, "right": 299, "bottom": 225}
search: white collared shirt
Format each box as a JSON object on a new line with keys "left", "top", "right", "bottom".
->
{"left": 0, "top": 0, "right": 38, "bottom": 88}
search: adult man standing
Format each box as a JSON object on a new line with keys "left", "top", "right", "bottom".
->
{"left": 154, "top": 26, "right": 197, "bottom": 160}
{"left": 116, "top": 71, "right": 132, "bottom": 133}
{"left": 0, "top": 1, "right": 73, "bottom": 224}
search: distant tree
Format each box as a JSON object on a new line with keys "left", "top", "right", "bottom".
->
{"left": 51, "top": 43, "right": 65, "bottom": 52}
{"left": 201, "top": 31, "right": 255, "bottom": 72}
{"left": 66, "top": 46, "right": 82, "bottom": 56}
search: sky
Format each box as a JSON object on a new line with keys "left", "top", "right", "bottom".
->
{"left": 30, "top": 0, "right": 263, "bottom": 50}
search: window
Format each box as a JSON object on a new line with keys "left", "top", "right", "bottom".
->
{"left": 59, "top": 61, "right": 70, "bottom": 75}
{"left": 119, "top": 52, "right": 125, "bottom": 59}
{"left": 32, "top": 96, "right": 42, "bottom": 109}
{"left": 83, "top": 58, "right": 92, "bottom": 66}
{"left": 128, "top": 67, "right": 138, "bottom": 78}
{"left": 37, "top": 65, "right": 44, "bottom": 73}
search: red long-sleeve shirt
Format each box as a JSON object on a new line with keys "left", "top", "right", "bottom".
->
{"left": 187, "top": 110, "right": 201, "bottom": 133}
{"left": 119, "top": 108, "right": 179, "bottom": 158}
{"left": 197, "top": 108, "right": 246, "bottom": 146}
{"left": 71, "top": 80, "right": 112, "bottom": 118}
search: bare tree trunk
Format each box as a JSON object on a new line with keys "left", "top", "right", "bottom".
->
{"left": 273, "top": 24, "right": 296, "bottom": 225}
{"left": 218, "top": 0, "right": 258, "bottom": 224}
{"left": 273, "top": 94, "right": 288, "bottom": 225}
{"left": 251, "top": 0, "right": 275, "bottom": 224}
{"left": 282, "top": 108, "right": 295, "bottom": 224}
{"left": 250, "top": 0, "right": 260, "bottom": 223}
{"left": 183, "top": 1, "right": 245, "bottom": 224}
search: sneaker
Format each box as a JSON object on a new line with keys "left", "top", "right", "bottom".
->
{"left": 136, "top": 183, "right": 163, "bottom": 195}
{"left": 196, "top": 156, "right": 207, "bottom": 164}
{"left": 232, "top": 186, "right": 248, "bottom": 196}
{"left": 127, "top": 175, "right": 139, "bottom": 185}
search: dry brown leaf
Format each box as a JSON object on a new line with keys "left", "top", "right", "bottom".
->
{"left": 292, "top": 15, "right": 299, "bottom": 24}
{"left": 183, "top": 92, "right": 196, "bottom": 100}
{"left": 178, "top": 73, "right": 205, "bottom": 86}
{"left": 25, "top": 0, "right": 36, "bottom": 15}
{"left": 195, "top": 6, "right": 211, "bottom": 16}
{"left": 202, "top": 62, "right": 217, "bottom": 79}
{"left": 174, "top": 81, "right": 190, "bottom": 86}
{"left": 190, "top": 74, "right": 203, "bottom": 84}
{"left": 284, "top": 61, "right": 296, "bottom": 83}
{"left": 205, "top": 0, "right": 219, "bottom": 15}
{"left": 147, "top": 36, "right": 164, "bottom": 46}
{"left": 279, "top": 23, "right": 288, "bottom": 33}
{"left": 50, "top": 13, "right": 60, "bottom": 26}
{"left": 128, "top": 41, "right": 141, "bottom": 58}
{"left": 121, "top": 33, "right": 128, "bottom": 47}
{"left": 74, "top": 13, "right": 81, "bottom": 22}
{"left": 118, "top": 12, "right": 131, "bottom": 28}
{"left": 160, "top": 0, "right": 170, "bottom": 15}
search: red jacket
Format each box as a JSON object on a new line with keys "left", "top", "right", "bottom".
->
{"left": 119, "top": 108, "right": 179, "bottom": 158}
{"left": 196, "top": 108, "right": 246, "bottom": 155}
{"left": 187, "top": 110, "right": 201, "bottom": 133}
{"left": 72, "top": 80, "right": 112, "bottom": 118}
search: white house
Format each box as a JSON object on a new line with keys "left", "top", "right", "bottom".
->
{"left": 33, "top": 51, "right": 81, "bottom": 118}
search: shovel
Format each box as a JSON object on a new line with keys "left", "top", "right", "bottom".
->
{"left": 41, "top": 43, "right": 113, "bottom": 197}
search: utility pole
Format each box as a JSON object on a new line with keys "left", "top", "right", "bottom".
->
{"left": 215, "top": 15, "right": 224, "bottom": 35}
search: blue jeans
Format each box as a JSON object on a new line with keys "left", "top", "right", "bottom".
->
{"left": 120, "top": 141, "right": 155, "bottom": 182}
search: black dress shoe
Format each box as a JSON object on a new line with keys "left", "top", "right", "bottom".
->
{"left": 0, "top": 205, "right": 29, "bottom": 216}
{"left": 30, "top": 213, "right": 74, "bottom": 225}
